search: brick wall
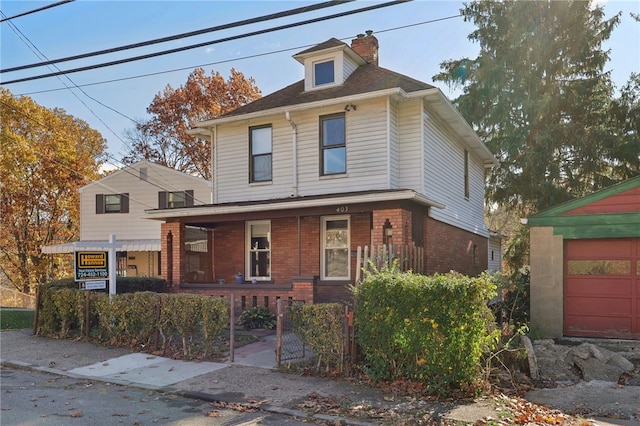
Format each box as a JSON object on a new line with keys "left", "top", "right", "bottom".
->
{"left": 424, "top": 217, "right": 488, "bottom": 276}
{"left": 161, "top": 222, "right": 184, "bottom": 287}
{"left": 372, "top": 209, "right": 412, "bottom": 246}
{"left": 212, "top": 222, "right": 245, "bottom": 283}
{"left": 270, "top": 218, "right": 299, "bottom": 281}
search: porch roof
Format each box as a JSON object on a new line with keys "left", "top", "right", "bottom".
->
{"left": 144, "top": 189, "right": 445, "bottom": 221}
{"left": 41, "top": 239, "right": 161, "bottom": 254}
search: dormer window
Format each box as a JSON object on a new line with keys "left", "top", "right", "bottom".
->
{"left": 314, "top": 60, "right": 335, "bottom": 86}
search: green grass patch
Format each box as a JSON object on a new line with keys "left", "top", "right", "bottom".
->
{"left": 0, "top": 308, "right": 35, "bottom": 330}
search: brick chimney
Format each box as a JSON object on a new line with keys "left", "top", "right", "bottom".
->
{"left": 350, "top": 30, "right": 378, "bottom": 65}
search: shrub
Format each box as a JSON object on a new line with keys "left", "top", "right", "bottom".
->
{"left": 163, "top": 294, "right": 202, "bottom": 356}
{"left": 353, "top": 268, "right": 499, "bottom": 395}
{"left": 290, "top": 303, "right": 345, "bottom": 373}
{"left": 239, "top": 306, "right": 276, "bottom": 330}
{"left": 40, "top": 276, "right": 168, "bottom": 294}
{"left": 201, "top": 297, "right": 229, "bottom": 357}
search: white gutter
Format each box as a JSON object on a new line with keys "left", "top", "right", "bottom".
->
{"left": 187, "top": 127, "right": 218, "bottom": 203}
{"left": 144, "top": 189, "right": 445, "bottom": 221}
{"left": 285, "top": 111, "right": 298, "bottom": 196}
{"left": 212, "top": 126, "right": 218, "bottom": 204}
{"left": 193, "top": 88, "right": 403, "bottom": 127}
{"left": 386, "top": 96, "right": 391, "bottom": 187}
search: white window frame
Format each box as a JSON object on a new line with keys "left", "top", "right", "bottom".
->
{"left": 321, "top": 215, "right": 350, "bottom": 281}
{"left": 245, "top": 220, "right": 271, "bottom": 281}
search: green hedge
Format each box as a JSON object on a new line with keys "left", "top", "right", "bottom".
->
{"left": 36, "top": 283, "right": 228, "bottom": 359}
{"left": 290, "top": 303, "right": 345, "bottom": 373}
{"left": 353, "top": 270, "right": 499, "bottom": 395}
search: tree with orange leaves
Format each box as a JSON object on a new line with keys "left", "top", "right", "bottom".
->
{"left": 122, "top": 68, "right": 261, "bottom": 179}
{"left": 0, "top": 88, "right": 107, "bottom": 294}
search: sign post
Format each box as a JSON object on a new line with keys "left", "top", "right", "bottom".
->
{"left": 108, "top": 233, "right": 117, "bottom": 301}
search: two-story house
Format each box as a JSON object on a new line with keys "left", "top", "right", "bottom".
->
{"left": 42, "top": 160, "right": 212, "bottom": 278}
{"left": 145, "top": 32, "right": 497, "bottom": 303}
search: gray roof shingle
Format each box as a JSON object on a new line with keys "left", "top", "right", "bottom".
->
{"left": 220, "top": 63, "right": 435, "bottom": 118}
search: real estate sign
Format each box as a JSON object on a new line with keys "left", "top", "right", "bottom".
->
{"left": 75, "top": 251, "right": 109, "bottom": 281}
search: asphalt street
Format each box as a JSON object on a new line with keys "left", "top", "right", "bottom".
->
{"left": 0, "top": 367, "right": 310, "bottom": 426}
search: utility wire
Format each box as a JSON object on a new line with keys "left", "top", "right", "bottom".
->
{"left": 0, "top": 0, "right": 73, "bottom": 23}
{"left": 1, "top": 99, "right": 211, "bottom": 207}
{"left": 16, "top": 14, "right": 462, "bottom": 97}
{"left": 1, "top": 0, "right": 410, "bottom": 85}
{"left": 1, "top": 0, "right": 353, "bottom": 73}
{"left": 1, "top": 9, "right": 136, "bottom": 157}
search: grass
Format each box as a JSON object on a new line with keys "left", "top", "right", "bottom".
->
{"left": 0, "top": 308, "right": 35, "bottom": 330}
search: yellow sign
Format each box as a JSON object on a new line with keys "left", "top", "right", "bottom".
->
{"left": 75, "top": 251, "right": 109, "bottom": 280}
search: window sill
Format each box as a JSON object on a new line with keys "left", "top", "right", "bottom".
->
{"left": 319, "top": 173, "right": 347, "bottom": 180}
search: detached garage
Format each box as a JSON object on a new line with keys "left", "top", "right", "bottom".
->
{"left": 528, "top": 176, "right": 640, "bottom": 340}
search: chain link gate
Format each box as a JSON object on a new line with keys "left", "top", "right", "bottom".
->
{"left": 275, "top": 299, "right": 306, "bottom": 365}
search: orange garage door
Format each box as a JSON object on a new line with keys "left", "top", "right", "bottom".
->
{"left": 564, "top": 239, "right": 639, "bottom": 339}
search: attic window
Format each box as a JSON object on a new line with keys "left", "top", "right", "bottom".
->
{"left": 314, "top": 60, "right": 334, "bottom": 86}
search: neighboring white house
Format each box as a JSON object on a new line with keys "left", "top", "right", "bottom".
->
{"left": 488, "top": 231, "right": 503, "bottom": 272}
{"left": 42, "top": 160, "right": 212, "bottom": 277}
{"left": 144, "top": 32, "right": 498, "bottom": 301}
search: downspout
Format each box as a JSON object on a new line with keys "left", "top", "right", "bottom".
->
{"left": 285, "top": 111, "right": 298, "bottom": 197}
{"left": 210, "top": 126, "right": 217, "bottom": 204}
{"left": 386, "top": 96, "right": 391, "bottom": 188}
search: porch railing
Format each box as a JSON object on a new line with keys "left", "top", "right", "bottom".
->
{"left": 355, "top": 244, "right": 424, "bottom": 283}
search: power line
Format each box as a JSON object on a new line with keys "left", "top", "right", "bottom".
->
{"left": 1, "top": 98, "right": 211, "bottom": 207}
{"left": 0, "top": 0, "right": 73, "bottom": 23}
{"left": 1, "top": 9, "right": 136, "bottom": 155}
{"left": 1, "top": 0, "right": 353, "bottom": 73}
{"left": 0, "top": 0, "right": 410, "bottom": 85}
{"left": 15, "top": 15, "right": 463, "bottom": 98}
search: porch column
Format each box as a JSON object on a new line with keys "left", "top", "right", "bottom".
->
{"left": 161, "top": 222, "right": 186, "bottom": 289}
{"left": 372, "top": 208, "right": 412, "bottom": 246}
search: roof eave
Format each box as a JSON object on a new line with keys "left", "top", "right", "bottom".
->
{"left": 191, "top": 88, "right": 403, "bottom": 128}
{"left": 144, "top": 189, "right": 445, "bottom": 221}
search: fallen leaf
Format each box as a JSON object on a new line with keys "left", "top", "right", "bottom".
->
{"left": 69, "top": 410, "right": 83, "bottom": 418}
{"left": 206, "top": 410, "right": 220, "bottom": 417}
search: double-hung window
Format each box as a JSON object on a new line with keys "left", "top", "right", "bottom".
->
{"left": 314, "top": 60, "right": 334, "bottom": 86}
{"left": 96, "top": 193, "right": 129, "bottom": 214}
{"left": 320, "top": 113, "right": 346, "bottom": 175}
{"left": 246, "top": 221, "right": 271, "bottom": 280}
{"left": 250, "top": 125, "right": 272, "bottom": 183}
{"left": 321, "top": 216, "right": 350, "bottom": 280}
{"left": 158, "top": 190, "right": 194, "bottom": 208}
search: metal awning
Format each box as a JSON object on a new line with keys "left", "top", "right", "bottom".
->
{"left": 41, "top": 239, "right": 161, "bottom": 254}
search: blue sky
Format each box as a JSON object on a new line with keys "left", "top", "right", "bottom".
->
{"left": 2, "top": 0, "right": 639, "bottom": 165}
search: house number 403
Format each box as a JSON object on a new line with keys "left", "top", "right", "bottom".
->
{"left": 335, "top": 206, "right": 349, "bottom": 213}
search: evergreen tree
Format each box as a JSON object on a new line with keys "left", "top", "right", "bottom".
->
{"left": 434, "top": 0, "right": 623, "bottom": 216}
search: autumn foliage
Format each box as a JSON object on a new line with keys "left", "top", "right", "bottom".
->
{"left": 122, "top": 68, "right": 261, "bottom": 179}
{"left": 0, "top": 88, "right": 106, "bottom": 294}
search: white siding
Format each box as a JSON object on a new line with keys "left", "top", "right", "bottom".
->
{"left": 343, "top": 55, "right": 358, "bottom": 81}
{"left": 80, "top": 161, "right": 211, "bottom": 240}
{"left": 216, "top": 98, "right": 392, "bottom": 202}
{"left": 396, "top": 99, "right": 423, "bottom": 191}
{"left": 422, "top": 105, "right": 489, "bottom": 237}
{"left": 488, "top": 237, "right": 502, "bottom": 272}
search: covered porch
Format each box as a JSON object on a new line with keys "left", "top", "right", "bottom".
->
{"left": 147, "top": 190, "right": 441, "bottom": 304}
